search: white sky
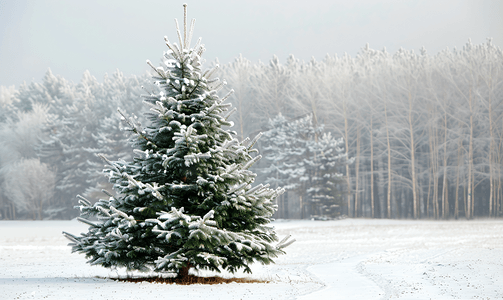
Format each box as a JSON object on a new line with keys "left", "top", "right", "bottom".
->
{"left": 1, "top": 0, "right": 502, "bottom": 87}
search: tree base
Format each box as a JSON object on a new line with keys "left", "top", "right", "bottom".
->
{"left": 111, "top": 275, "right": 266, "bottom": 285}
{"left": 178, "top": 264, "right": 191, "bottom": 279}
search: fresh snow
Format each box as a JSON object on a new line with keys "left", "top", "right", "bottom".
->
{"left": 1, "top": 219, "right": 502, "bottom": 299}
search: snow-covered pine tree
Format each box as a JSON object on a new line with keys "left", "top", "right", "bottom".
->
{"left": 261, "top": 113, "right": 293, "bottom": 191}
{"left": 0, "top": 85, "right": 17, "bottom": 123}
{"left": 262, "top": 113, "right": 351, "bottom": 219}
{"left": 261, "top": 113, "right": 319, "bottom": 218}
{"left": 0, "top": 104, "right": 56, "bottom": 219}
{"left": 63, "top": 4, "right": 292, "bottom": 278}
{"left": 305, "top": 132, "right": 352, "bottom": 218}
{"left": 82, "top": 71, "right": 147, "bottom": 200}
{"left": 37, "top": 70, "right": 147, "bottom": 219}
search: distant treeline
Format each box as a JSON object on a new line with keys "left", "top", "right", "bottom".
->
{"left": 0, "top": 71, "right": 148, "bottom": 219}
{"left": 1, "top": 39, "right": 502, "bottom": 219}
{"left": 221, "top": 39, "right": 503, "bottom": 219}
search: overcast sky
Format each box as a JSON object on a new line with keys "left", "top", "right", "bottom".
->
{"left": 1, "top": 0, "right": 502, "bottom": 87}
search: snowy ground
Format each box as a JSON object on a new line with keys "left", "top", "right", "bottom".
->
{"left": 1, "top": 219, "right": 502, "bottom": 300}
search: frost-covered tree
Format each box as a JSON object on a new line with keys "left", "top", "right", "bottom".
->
{"left": 261, "top": 114, "right": 317, "bottom": 218}
{"left": 261, "top": 114, "right": 297, "bottom": 190}
{"left": 260, "top": 113, "right": 299, "bottom": 218}
{"left": 0, "top": 85, "right": 17, "bottom": 123}
{"left": 0, "top": 68, "right": 148, "bottom": 219}
{"left": 0, "top": 104, "right": 55, "bottom": 219}
{"left": 305, "top": 132, "right": 351, "bottom": 218}
{"left": 14, "top": 69, "right": 75, "bottom": 114}
{"left": 221, "top": 54, "right": 257, "bottom": 141}
{"left": 2, "top": 158, "right": 56, "bottom": 220}
{"left": 64, "top": 5, "right": 292, "bottom": 278}
{"left": 23, "top": 70, "right": 82, "bottom": 218}
{"left": 72, "top": 71, "right": 147, "bottom": 200}
{"left": 262, "top": 113, "right": 351, "bottom": 218}
{"left": 37, "top": 70, "right": 147, "bottom": 218}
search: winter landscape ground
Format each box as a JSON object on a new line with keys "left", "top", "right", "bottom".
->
{"left": 1, "top": 218, "right": 502, "bottom": 300}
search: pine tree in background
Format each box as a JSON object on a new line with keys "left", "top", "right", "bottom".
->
{"left": 37, "top": 70, "right": 147, "bottom": 219}
{"left": 261, "top": 114, "right": 319, "bottom": 218}
{"left": 262, "top": 113, "right": 351, "bottom": 219}
{"left": 261, "top": 114, "right": 293, "bottom": 191}
{"left": 0, "top": 104, "right": 56, "bottom": 219}
{"left": 64, "top": 4, "right": 292, "bottom": 278}
{"left": 81, "top": 71, "right": 147, "bottom": 199}
{"left": 0, "top": 85, "right": 17, "bottom": 123}
{"left": 305, "top": 132, "right": 352, "bottom": 218}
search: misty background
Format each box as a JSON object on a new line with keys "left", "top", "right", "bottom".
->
{"left": 1, "top": 0, "right": 502, "bottom": 88}
{"left": 1, "top": 0, "right": 503, "bottom": 220}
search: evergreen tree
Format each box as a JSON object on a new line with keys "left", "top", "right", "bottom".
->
{"left": 262, "top": 113, "right": 351, "bottom": 219}
{"left": 0, "top": 85, "right": 17, "bottom": 123}
{"left": 261, "top": 113, "right": 293, "bottom": 191}
{"left": 81, "top": 71, "right": 147, "bottom": 199}
{"left": 261, "top": 114, "right": 319, "bottom": 217}
{"left": 262, "top": 114, "right": 319, "bottom": 192}
{"left": 64, "top": 4, "right": 292, "bottom": 278}
{"left": 0, "top": 104, "right": 56, "bottom": 219}
{"left": 39, "top": 70, "right": 147, "bottom": 218}
{"left": 305, "top": 132, "right": 352, "bottom": 218}
{"left": 26, "top": 70, "right": 81, "bottom": 218}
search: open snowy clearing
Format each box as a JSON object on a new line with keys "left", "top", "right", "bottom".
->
{"left": 1, "top": 219, "right": 502, "bottom": 300}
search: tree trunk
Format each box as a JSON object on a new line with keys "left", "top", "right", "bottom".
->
{"left": 370, "top": 112, "right": 375, "bottom": 218}
{"left": 426, "top": 169, "right": 432, "bottom": 218}
{"left": 463, "top": 184, "right": 467, "bottom": 218}
{"left": 300, "top": 195, "right": 304, "bottom": 219}
{"left": 378, "top": 156, "right": 386, "bottom": 218}
{"left": 427, "top": 106, "right": 439, "bottom": 219}
{"left": 497, "top": 174, "right": 502, "bottom": 217}
{"left": 420, "top": 176, "right": 426, "bottom": 217}
{"left": 408, "top": 91, "right": 418, "bottom": 219}
{"left": 385, "top": 102, "right": 392, "bottom": 218}
{"left": 343, "top": 101, "right": 351, "bottom": 217}
{"left": 466, "top": 88, "right": 474, "bottom": 219}
{"left": 391, "top": 184, "right": 397, "bottom": 219}
{"left": 179, "top": 262, "right": 192, "bottom": 279}
{"left": 354, "top": 123, "right": 361, "bottom": 218}
{"left": 455, "top": 125, "right": 463, "bottom": 219}
{"left": 471, "top": 174, "right": 475, "bottom": 217}
{"left": 442, "top": 108, "right": 449, "bottom": 219}
{"left": 488, "top": 88, "right": 494, "bottom": 217}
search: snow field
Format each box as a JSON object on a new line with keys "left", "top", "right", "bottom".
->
{"left": 1, "top": 219, "right": 502, "bottom": 299}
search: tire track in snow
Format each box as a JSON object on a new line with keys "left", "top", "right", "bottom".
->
{"left": 297, "top": 255, "right": 384, "bottom": 300}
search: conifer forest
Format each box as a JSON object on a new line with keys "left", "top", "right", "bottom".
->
{"left": 1, "top": 39, "right": 502, "bottom": 220}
